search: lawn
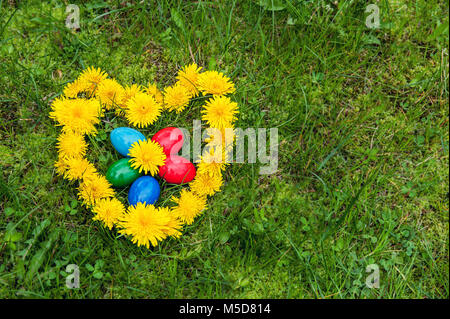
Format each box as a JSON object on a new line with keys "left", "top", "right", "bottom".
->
{"left": 0, "top": 0, "right": 448, "bottom": 298}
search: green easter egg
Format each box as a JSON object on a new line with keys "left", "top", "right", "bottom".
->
{"left": 106, "top": 158, "right": 142, "bottom": 187}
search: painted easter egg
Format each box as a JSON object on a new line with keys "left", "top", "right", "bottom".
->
{"left": 151, "top": 127, "right": 184, "bottom": 155}
{"left": 158, "top": 155, "right": 196, "bottom": 184}
{"left": 106, "top": 158, "right": 142, "bottom": 188}
{"left": 128, "top": 176, "right": 160, "bottom": 206}
{"left": 110, "top": 127, "right": 146, "bottom": 157}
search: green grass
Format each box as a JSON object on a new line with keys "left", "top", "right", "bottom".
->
{"left": 0, "top": 0, "right": 448, "bottom": 298}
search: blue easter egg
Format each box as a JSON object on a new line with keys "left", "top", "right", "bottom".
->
{"left": 128, "top": 176, "right": 160, "bottom": 206}
{"left": 110, "top": 127, "right": 146, "bottom": 157}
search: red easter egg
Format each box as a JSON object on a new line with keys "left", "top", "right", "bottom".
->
{"left": 158, "top": 155, "right": 196, "bottom": 184}
{"left": 152, "top": 127, "right": 184, "bottom": 155}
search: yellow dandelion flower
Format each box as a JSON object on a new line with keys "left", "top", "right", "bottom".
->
{"left": 92, "top": 197, "right": 125, "bottom": 230}
{"left": 96, "top": 78, "right": 125, "bottom": 110}
{"left": 198, "top": 146, "right": 228, "bottom": 177}
{"left": 54, "top": 156, "right": 69, "bottom": 177}
{"left": 63, "top": 79, "right": 88, "bottom": 98}
{"left": 158, "top": 206, "right": 183, "bottom": 238}
{"left": 190, "top": 171, "right": 223, "bottom": 197}
{"left": 116, "top": 84, "right": 143, "bottom": 115}
{"left": 118, "top": 203, "right": 179, "bottom": 248}
{"left": 49, "top": 97, "right": 101, "bottom": 135}
{"left": 125, "top": 92, "right": 162, "bottom": 128}
{"left": 56, "top": 131, "right": 87, "bottom": 158}
{"left": 197, "top": 70, "right": 235, "bottom": 96}
{"left": 78, "top": 173, "right": 115, "bottom": 206}
{"left": 63, "top": 157, "right": 97, "bottom": 181}
{"left": 163, "top": 83, "right": 192, "bottom": 113}
{"left": 176, "top": 63, "right": 203, "bottom": 96}
{"left": 77, "top": 66, "right": 108, "bottom": 95}
{"left": 201, "top": 95, "right": 238, "bottom": 130}
{"left": 128, "top": 140, "right": 166, "bottom": 175}
{"left": 171, "top": 189, "right": 207, "bottom": 225}
{"left": 144, "top": 82, "right": 164, "bottom": 105}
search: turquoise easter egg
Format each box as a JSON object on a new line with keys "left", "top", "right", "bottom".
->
{"left": 110, "top": 127, "right": 146, "bottom": 157}
{"left": 106, "top": 158, "right": 142, "bottom": 187}
{"left": 128, "top": 176, "right": 160, "bottom": 206}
